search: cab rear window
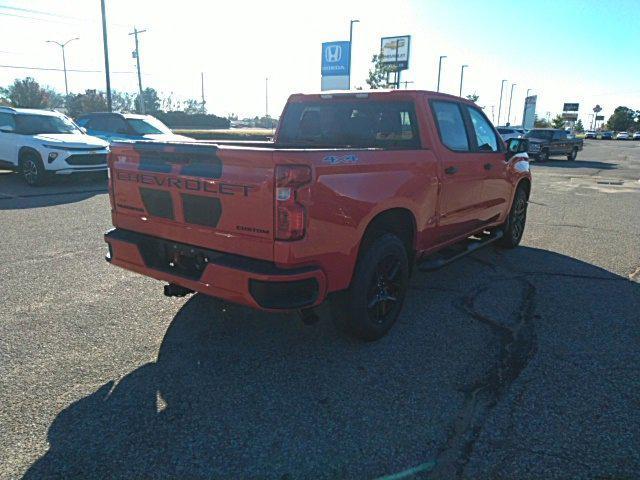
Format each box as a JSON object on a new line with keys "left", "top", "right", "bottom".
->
{"left": 278, "top": 100, "right": 420, "bottom": 149}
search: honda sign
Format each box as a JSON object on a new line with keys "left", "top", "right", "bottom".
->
{"left": 321, "top": 41, "right": 350, "bottom": 91}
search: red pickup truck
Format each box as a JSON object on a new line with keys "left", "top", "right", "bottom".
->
{"left": 105, "top": 90, "right": 531, "bottom": 340}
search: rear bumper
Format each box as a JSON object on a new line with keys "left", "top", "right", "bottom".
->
{"left": 104, "top": 228, "right": 327, "bottom": 311}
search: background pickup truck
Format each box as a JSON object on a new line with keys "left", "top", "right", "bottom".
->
{"left": 525, "top": 128, "right": 583, "bottom": 161}
{"left": 105, "top": 90, "right": 531, "bottom": 340}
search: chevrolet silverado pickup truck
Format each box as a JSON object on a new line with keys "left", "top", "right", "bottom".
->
{"left": 105, "top": 90, "right": 531, "bottom": 340}
{"left": 525, "top": 128, "right": 583, "bottom": 161}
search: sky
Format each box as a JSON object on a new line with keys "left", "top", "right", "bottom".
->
{"left": 0, "top": 0, "right": 638, "bottom": 125}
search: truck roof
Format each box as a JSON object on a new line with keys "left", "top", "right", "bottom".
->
{"left": 287, "top": 89, "right": 477, "bottom": 105}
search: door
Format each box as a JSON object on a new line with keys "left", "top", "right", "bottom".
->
{"left": 551, "top": 130, "right": 567, "bottom": 154}
{"left": 464, "top": 105, "right": 512, "bottom": 223}
{"left": 429, "top": 100, "right": 486, "bottom": 241}
{"left": 0, "top": 113, "right": 18, "bottom": 165}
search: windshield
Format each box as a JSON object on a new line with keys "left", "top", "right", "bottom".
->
{"left": 126, "top": 117, "right": 172, "bottom": 135}
{"left": 15, "top": 114, "right": 80, "bottom": 135}
{"left": 278, "top": 100, "right": 420, "bottom": 148}
{"left": 525, "top": 130, "right": 553, "bottom": 140}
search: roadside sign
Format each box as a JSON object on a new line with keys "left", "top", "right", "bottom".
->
{"left": 380, "top": 36, "right": 411, "bottom": 70}
{"left": 596, "top": 115, "right": 605, "bottom": 121}
{"left": 321, "top": 41, "right": 350, "bottom": 91}
{"left": 522, "top": 95, "right": 537, "bottom": 130}
{"left": 563, "top": 103, "right": 579, "bottom": 112}
{"left": 562, "top": 112, "right": 579, "bottom": 121}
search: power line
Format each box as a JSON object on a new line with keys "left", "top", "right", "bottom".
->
{"left": 0, "top": 64, "right": 137, "bottom": 74}
{"left": 0, "top": 10, "right": 128, "bottom": 28}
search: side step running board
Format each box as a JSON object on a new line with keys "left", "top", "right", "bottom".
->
{"left": 418, "top": 230, "right": 503, "bottom": 272}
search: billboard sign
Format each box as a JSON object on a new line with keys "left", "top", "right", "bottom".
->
{"left": 563, "top": 103, "right": 579, "bottom": 112}
{"left": 562, "top": 112, "right": 579, "bottom": 121}
{"left": 321, "top": 41, "right": 350, "bottom": 91}
{"left": 522, "top": 95, "right": 537, "bottom": 130}
{"left": 595, "top": 115, "right": 605, "bottom": 121}
{"left": 380, "top": 35, "right": 411, "bottom": 70}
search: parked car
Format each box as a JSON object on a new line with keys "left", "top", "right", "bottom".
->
{"left": 601, "top": 131, "right": 614, "bottom": 140}
{"left": 496, "top": 126, "right": 522, "bottom": 141}
{"left": 0, "top": 106, "right": 109, "bottom": 186}
{"left": 616, "top": 132, "right": 630, "bottom": 140}
{"left": 524, "top": 128, "right": 584, "bottom": 161}
{"left": 633, "top": 132, "right": 640, "bottom": 140}
{"left": 584, "top": 131, "right": 597, "bottom": 139}
{"left": 76, "top": 112, "right": 191, "bottom": 143}
{"left": 104, "top": 90, "right": 532, "bottom": 341}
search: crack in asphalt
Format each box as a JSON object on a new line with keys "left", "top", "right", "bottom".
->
{"left": 429, "top": 278, "right": 538, "bottom": 479}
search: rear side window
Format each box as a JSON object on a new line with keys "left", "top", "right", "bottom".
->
{"left": 466, "top": 107, "right": 500, "bottom": 152}
{"left": 278, "top": 100, "right": 420, "bottom": 149}
{"left": 0, "top": 112, "right": 15, "bottom": 130}
{"left": 431, "top": 101, "right": 469, "bottom": 152}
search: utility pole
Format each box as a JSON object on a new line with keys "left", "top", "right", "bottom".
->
{"left": 46, "top": 37, "right": 79, "bottom": 97}
{"left": 497, "top": 79, "right": 507, "bottom": 126}
{"left": 507, "top": 83, "right": 516, "bottom": 126}
{"left": 129, "top": 26, "right": 147, "bottom": 114}
{"left": 348, "top": 19, "right": 359, "bottom": 90}
{"left": 459, "top": 64, "right": 468, "bottom": 97}
{"left": 489, "top": 105, "right": 495, "bottom": 123}
{"left": 200, "top": 72, "right": 206, "bottom": 113}
{"left": 100, "top": 0, "right": 112, "bottom": 111}
{"left": 436, "top": 55, "right": 447, "bottom": 92}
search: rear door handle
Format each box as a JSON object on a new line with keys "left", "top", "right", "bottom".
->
{"left": 484, "top": 163, "right": 493, "bottom": 170}
{"left": 444, "top": 166, "right": 458, "bottom": 175}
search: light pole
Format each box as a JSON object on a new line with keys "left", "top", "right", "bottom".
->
{"left": 507, "top": 83, "right": 516, "bottom": 126}
{"left": 348, "top": 19, "right": 359, "bottom": 90}
{"left": 265, "top": 77, "right": 269, "bottom": 118}
{"left": 46, "top": 37, "right": 79, "bottom": 97}
{"left": 497, "top": 79, "right": 507, "bottom": 126}
{"left": 526, "top": 88, "right": 532, "bottom": 98}
{"left": 436, "top": 55, "right": 447, "bottom": 92}
{"left": 459, "top": 64, "right": 468, "bottom": 97}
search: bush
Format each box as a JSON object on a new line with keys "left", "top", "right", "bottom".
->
{"left": 154, "top": 111, "right": 230, "bottom": 129}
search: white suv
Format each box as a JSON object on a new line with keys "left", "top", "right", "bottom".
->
{"left": 0, "top": 106, "right": 109, "bottom": 186}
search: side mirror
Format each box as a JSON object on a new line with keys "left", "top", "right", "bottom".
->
{"left": 506, "top": 137, "right": 529, "bottom": 158}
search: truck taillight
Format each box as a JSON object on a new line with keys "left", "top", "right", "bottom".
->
{"left": 275, "top": 165, "right": 311, "bottom": 240}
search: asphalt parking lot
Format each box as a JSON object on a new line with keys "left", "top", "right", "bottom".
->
{"left": 1, "top": 140, "right": 639, "bottom": 480}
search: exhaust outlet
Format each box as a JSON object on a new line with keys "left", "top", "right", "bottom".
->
{"left": 164, "top": 283, "right": 194, "bottom": 297}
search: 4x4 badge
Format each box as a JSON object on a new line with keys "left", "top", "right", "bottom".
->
{"left": 323, "top": 154, "right": 358, "bottom": 165}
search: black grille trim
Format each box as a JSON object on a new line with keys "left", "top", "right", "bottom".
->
{"left": 66, "top": 153, "right": 108, "bottom": 166}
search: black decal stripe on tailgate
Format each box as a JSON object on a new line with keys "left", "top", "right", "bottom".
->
{"left": 181, "top": 194, "right": 221, "bottom": 227}
{"left": 133, "top": 142, "right": 222, "bottom": 178}
{"left": 139, "top": 188, "right": 174, "bottom": 219}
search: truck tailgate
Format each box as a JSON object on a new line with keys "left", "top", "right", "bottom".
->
{"left": 109, "top": 142, "right": 275, "bottom": 261}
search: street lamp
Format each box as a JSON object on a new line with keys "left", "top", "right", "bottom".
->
{"left": 459, "top": 64, "right": 468, "bottom": 97}
{"left": 436, "top": 55, "right": 447, "bottom": 92}
{"left": 46, "top": 37, "right": 79, "bottom": 97}
{"left": 497, "top": 79, "right": 507, "bottom": 126}
{"left": 507, "top": 83, "right": 517, "bottom": 126}
{"left": 348, "top": 19, "right": 359, "bottom": 90}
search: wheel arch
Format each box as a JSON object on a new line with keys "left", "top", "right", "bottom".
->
{"left": 517, "top": 177, "right": 531, "bottom": 199}
{"left": 358, "top": 207, "right": 417, "bottom": 264}
{"left": 18, "top": 146, "right": 43, "bottom": 163}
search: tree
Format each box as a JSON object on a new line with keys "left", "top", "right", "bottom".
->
{"left": 112, "top": 91, "right": 135, "bottom": 112}
{"left": 606, "top": 106, "right": 638, "bottom": 132}
{"left": 534, "top": 115, "right": 550, "bottom": 128}
{"left": 574, "top": 119, "right": 584, "bottom": 132}
{"left": 4, "top": 77, "right": 56, "bottom": 109}
{"left": 551, "top": 114, "right": 565, "bottom": 129}
{"left": 465, "top": 93, "right": 479, "bottom": 103}
{"left": 66, "top": 90, "right": 107, "bottom": 117}
{"left": 136, "top": 87, "right": 161, "bottom": 114}
{"left": 182, "top": 98, "right": 202, "bottom": 114}
{"left": 366, "top": 51, "right": 393, "bottom": 89}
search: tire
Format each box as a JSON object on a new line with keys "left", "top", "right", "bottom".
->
{"left": 567, "top": 148, "right": 578, "bottom": 161}
{"left": 330, "top": 233, "right": 409, "bottom": 341}
{"left": 497, "top": 186, "right": 528, "bottom": 249}
{"left": 20, "top": 152, "right": 48, "bottom": 186}
{"left": 537, "top": 150, "right": 549, "bottom": 162}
